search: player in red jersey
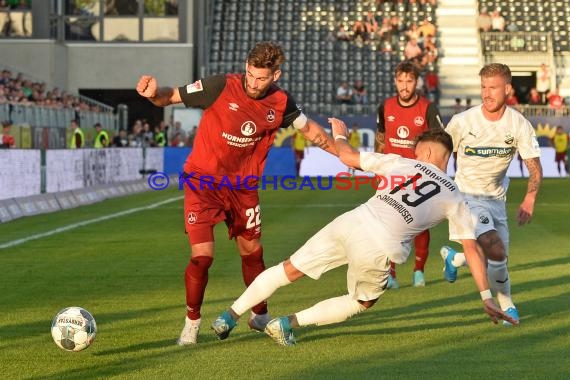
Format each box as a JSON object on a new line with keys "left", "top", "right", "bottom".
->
{"left": 136, "top": 41, "right": 337, "bottom": 345}
{"left": 0, "top": 121, "right": 15, "bottom": 148}
{"left": 375, "top": 60, "right": 443, "bottom": 289}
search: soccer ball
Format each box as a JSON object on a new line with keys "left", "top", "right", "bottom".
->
{"left": 51, "top": 307, "right": 97, "bottom": 352}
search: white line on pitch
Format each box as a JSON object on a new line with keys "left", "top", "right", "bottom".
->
{"left": 0, "top": 196, "right": 183, "bottom": 250}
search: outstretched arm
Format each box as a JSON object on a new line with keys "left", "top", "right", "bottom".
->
{"left": 136, "top": 75, "right": 182, "bottom": 107}
{"left": 461, "top": 239, "right": 518, "bottom": 325}
{"left": 299, "top": 118, "right": 337, "bottom": 156}
{"left": 329, "top": 118, "right": 361, "bottom": 169}
{"left": 518, "top": 157, "right": 542, "bottom": 225}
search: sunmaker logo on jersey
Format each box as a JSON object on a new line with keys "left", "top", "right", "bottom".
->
{"left": 463, "top": 146, "right": 515, "bottom": 157}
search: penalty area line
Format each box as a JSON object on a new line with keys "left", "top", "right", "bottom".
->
{"left": 0, "top": 196, "right": 183, "bottom": 250}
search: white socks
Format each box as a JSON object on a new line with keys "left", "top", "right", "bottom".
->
{"left": 230, "top": 265, "right": 368, "bottom": 327}
{"left": 488, "top": 259, "right": 515, "bottom": 310}
{"left": 231, "top": 263, "right": 291, "bottom": 317}
{"left": 451, "top": 252, "right": 467, "bottom": 267}
{"left": 295, "top": 295, "right": 366, "bottom": 327}
{"left": 451, "top": 253, "right": 515, "bottom": 310}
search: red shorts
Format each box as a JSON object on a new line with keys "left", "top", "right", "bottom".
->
{"left": 555, "top": 152, "right": 567, "bottom": 162}
{"left": 183, "top": 176, "right": 261, "bottom": 245}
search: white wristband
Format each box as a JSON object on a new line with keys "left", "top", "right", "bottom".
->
{"left": 335, "top": 135, "right": 347, "bottom": 141}
{"left": 480, "top": 289, "right": 492, "bottom": 301}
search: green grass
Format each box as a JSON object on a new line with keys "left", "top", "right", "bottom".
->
{"left": 1, "top": 179, "right": 569, "bottom": 379}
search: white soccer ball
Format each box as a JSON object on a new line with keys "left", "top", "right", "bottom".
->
{"left": 51, "top": 307, "right": 97, "bottom": 352}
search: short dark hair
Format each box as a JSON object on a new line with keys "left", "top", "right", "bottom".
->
{"left": 246, "top": 41, "right": 286, "bottom": 72}
{"left": 479, "top": 63, "right": 512, "bottom": 84}
{"left": 395, "top": 60, "right": 420, "bottom": 80}
{"left": 416, "top": 129, "right": 453, "bottom": 153}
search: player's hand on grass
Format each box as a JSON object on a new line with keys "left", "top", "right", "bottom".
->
{"left": 483, "top": 299, "right": 519, "bottom": 325}
{"left": 137, "top": 75, "right": 158, "bottom": 98}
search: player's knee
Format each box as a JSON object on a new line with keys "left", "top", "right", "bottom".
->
{"left": 478, "top": 231, "right": 506, "bottom": 260}
{"left": 237, "top": 236, "right": 262, "bottom": 256}
{"left": 488, "top": 248, "right": 506, "bottom": 261}
{"left": 186, "top": 256, "right": 213, "bottom": 280}
{"left": 358, "top": 298, "right": 378, "bottom": 309}
{"left": 485, "top": 241, "right": 506, "bottom": 261}
{"left": 241, "top": 246, "right": 264, "bottom": 265}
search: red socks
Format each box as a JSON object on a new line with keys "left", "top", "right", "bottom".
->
{"left": 184, "top": 256, "right": 213, "bottom": 320}
{"left": 413, "top": 229, "right": 430, "bottom": 272}
{"left": 241, "top": 247, "right": 268, "bottom": 315}
{"left": 184, "top": 248, "right": 268, "bottom": 319}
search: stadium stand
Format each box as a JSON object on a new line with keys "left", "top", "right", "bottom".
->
{"left": 479, "top": 0, "right": 569, "bottom": 52}
{"left": 205, "top": 0, "right": 438, "bottom": 115}
{"left": 0, "top": 65, "right": 117, "bottom": 148}
{"left": 477, "top": 0, "right": 570, "bottom": 104}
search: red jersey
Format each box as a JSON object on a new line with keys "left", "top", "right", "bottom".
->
{"left": 548, "top": 94, "right": 564, "bottom": 109}
{"left": 377, "top": 95, "right": 442, "bottom": 158}
{"left": 0, "top": 134, "right": 14, "bottom": 148}
{"left": 179, "top": 74, "right": 300, "bottom": 184}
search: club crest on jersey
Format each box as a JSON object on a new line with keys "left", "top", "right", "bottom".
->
{"left": 479, "top": 215, "right": 490, "bottom": 224}
{"left": 396, "top": 126, "right": 410, "bottom": 138}
{"left": 504, "top": 133, "right": 514, "bottom": 144}
{"left": 186, "top": 80, "right": 203, "bottom": 94}
{"left": 266, "top": 109, "right": 276, "bottom": 122}
{"left": 414, "top": 116, "right": 424, "bottom": 126}
{"left": 241, "top": 121, "right": 257, "bottom": 136}
{"left": 187, "top": 212, "right": 197, "bottom": 224}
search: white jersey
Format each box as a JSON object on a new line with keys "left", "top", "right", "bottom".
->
{"left": 358, "top": 152, "right": 475, "bottom": 263}
{"left": 446, "top": 105, "right": 540, "bottom": 198}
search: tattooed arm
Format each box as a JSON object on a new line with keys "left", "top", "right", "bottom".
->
{"left": 375, "top": 102, "right": 386, "bottom": 153}
{"left": 299, "top": 118, "right": 338, "bottom": 156}
{"left": 374, "top": 131, "right": 385, "bottom": 153}
{"left": 518, "top": 157, "right": 542, "bottom": 225}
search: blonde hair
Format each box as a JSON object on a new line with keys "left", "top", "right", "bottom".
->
{"left": 479, "top": 63, "right": 512, "bottom": 84}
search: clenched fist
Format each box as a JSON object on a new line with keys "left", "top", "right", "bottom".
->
{"left": 136, "top": 75, "right": 158, "bottom": 99}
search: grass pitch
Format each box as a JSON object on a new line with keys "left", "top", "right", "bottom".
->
{"left": 0, "top": 178, "right": 569, "bottom": 379}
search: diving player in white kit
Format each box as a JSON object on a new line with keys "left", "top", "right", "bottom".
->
{"left": 211, "top": 119, "right": 518, "bottom": 346}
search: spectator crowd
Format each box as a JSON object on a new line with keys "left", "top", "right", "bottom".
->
{"left": 334, "top": 1, "right": 441, "bottom": 105}
{"left": 105, "top": 119, "right": 197, "bottom": 149}
{"left": 0, "top": 69, "right": 106, "bottom": 112}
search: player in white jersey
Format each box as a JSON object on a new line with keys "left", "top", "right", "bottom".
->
{"left": 440, "top": 63, "right": 542, "bottom": 326}
{"left": 210, "top": 120, "right": 517, "bottom": 346}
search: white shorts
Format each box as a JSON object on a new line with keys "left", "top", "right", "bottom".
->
{"left": 289, "top": 207, "right": 392, "bottom": 301}
{"left": 465, "top": 195, "right": 510, "bottom": 256}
